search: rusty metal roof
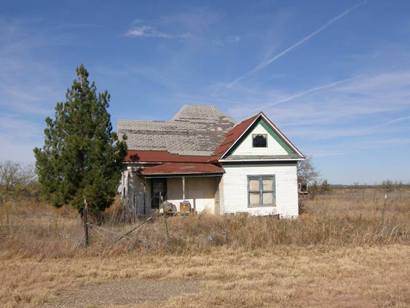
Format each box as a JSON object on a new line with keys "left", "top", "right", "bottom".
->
{"left": 213, "top": 114, "right": 260, "bottom": 158}
{"left": 124, "top": 150, "right": 215, "bottom": 163}
{"left": 140, "top": 162, "right": 224, "bottom": 176}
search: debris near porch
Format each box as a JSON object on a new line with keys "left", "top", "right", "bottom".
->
{"left": 159, "top": 201, "right": 177, "bottom": 216}
{"left": 179, "top": 201, "right": 194, "bottom": 216}
{"left": 157, "top": 200, "right": 196, "bottom": 216}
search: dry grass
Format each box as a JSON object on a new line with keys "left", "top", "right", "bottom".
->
{"left": 1, "top": 188, "right": 409, "bottom": 257}
{"left": 0, "top": 187, "right": 409, "bottom": 307}
{"left": 1, "top": 245, "right": 409, "bottom": 307}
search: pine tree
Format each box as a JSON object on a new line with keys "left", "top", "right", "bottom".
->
{"left": 34, "top": 65, "right": 127, "bottom": 217}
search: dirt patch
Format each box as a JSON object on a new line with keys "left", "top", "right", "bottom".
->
{"left": 45, "top": 278, "right": 199, "bottom": 307}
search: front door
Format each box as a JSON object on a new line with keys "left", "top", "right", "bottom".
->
{"left": 151, "top": 179, "right": 167, "bottom": 209}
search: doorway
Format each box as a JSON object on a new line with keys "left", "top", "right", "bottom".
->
{"left": 151, "top": 178, "right": 167, "bottom": 209}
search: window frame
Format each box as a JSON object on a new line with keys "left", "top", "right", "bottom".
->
{"left": 252, "top": 133, "right": 268, "bottom": 148}
{"left": 247, "top": 175, "right": 276, "bottom": 208}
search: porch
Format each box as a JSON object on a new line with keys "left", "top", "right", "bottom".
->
{"left": 123, "top": 162, "right": 224, "bottom": 216}
{"left": 147, "top": 175, "right": 221, "bottom": 214}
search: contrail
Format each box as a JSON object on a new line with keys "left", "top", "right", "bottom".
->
{"left": 380, "top": 115, "right": 410, "bottom": 127}
{"left": 263, "top": 76, "right": 357, "bottom": 108}
{"left": 227, "top": 1, "right": 366, "bottom": 88}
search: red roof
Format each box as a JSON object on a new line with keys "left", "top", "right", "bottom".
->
{"left": 124, "top": 112, "right": 303, "bottom": 172}
{"left": 125, "top": 114, "right": 261, "bottom": 164}
{"left": 140, "top": 162, "right": 224, "bottom": 176}
{"left": 213, "top": 114, "right": 260, "bottom": 158}
{"left": 125, "top": 150, "right": 214, "bottom": 163}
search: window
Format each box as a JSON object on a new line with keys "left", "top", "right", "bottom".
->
{"left": 248, "top": 175, "right": 276, "bottom": 207}
{"left": 252, "top": 134, "right": 267, "bottom": 147}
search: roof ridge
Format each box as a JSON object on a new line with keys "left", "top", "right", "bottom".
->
{"left": 118, "top": 120, "right": 166, "bottom": 124}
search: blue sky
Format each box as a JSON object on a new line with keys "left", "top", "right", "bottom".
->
{"left": 1, "top": 0, "right": 410, "bottom": 184}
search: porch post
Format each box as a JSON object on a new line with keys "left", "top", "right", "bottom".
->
{"left": 143, "top": 178, "right": 146, "bottom": 215}
{"left": 182, "top": 176, "right": 186, "bottom": 200}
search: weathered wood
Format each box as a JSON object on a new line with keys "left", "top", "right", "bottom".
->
{"left": 83, "top": 199, "right": 89, "bottom": 247}
{"left": 182, "top": 176, "right": 186, "bottom": 200}
{"left": 114, "top": 216, "right": 153, "bottom": 243}
{"left": 163, "top": 214, "right": 170, "bottom": 242}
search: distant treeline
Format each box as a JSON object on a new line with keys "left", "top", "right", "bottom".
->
{"left": 0, "top": 161, "right": 39, "bottom": 203}
{"left": 329, "top": 182, "right": 410, "bottom": 189}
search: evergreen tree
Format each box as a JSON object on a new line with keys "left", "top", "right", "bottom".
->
{"left": 34, "top": 65, "right": 127, "bottom": 217}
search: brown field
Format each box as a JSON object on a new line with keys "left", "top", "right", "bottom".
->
{"left": 0, "top": 187, "right": 409, "bottom": 307}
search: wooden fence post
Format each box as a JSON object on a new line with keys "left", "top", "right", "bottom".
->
{"left": 163, "top": 214, "right": 170, "bottom": 243}
{"left": 381, "top": 193, "right": 387, "bottom": 222}
{"left": 83, "top": 199, "right": 89, "bottom": 247}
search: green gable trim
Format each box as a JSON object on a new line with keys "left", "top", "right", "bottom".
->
{"left": 224, "top": 117, "right": 297, "bottom": 158}
{"left": 259, "top": 118, "right": 295, "bottom": 155}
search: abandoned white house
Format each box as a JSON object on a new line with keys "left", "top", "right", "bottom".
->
{"left": 118, "top": 105, "right": 305, "bottom": 217}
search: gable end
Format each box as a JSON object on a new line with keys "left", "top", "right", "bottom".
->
{"left": 220, "top": 113, "right": 304, "bottom": 161}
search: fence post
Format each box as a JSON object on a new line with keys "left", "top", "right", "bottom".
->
{"left": 382, "top": 193, "right": 387, "bottom": 222}
{"left": 83, "top": 199, "right": 89, "bottom": 247}
{"left": 163, "top": 214, "right": 170, "bottom": 243}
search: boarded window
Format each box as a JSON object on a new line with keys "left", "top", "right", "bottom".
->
{"left": 248, "top": 175, "right": 276, "bottom": 207}
{"left": 252, "top": 134, "right": 267, "bottom": 147}
{"left": 249, "top": 178, "right": 260, "bottom": 191}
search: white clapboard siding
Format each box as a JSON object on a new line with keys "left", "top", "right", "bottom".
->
{"left": 231, "top": 122, "right": 288, "bottom": 156}
{"left": 221, "top": 163, "right": 298, "bottom": 217}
